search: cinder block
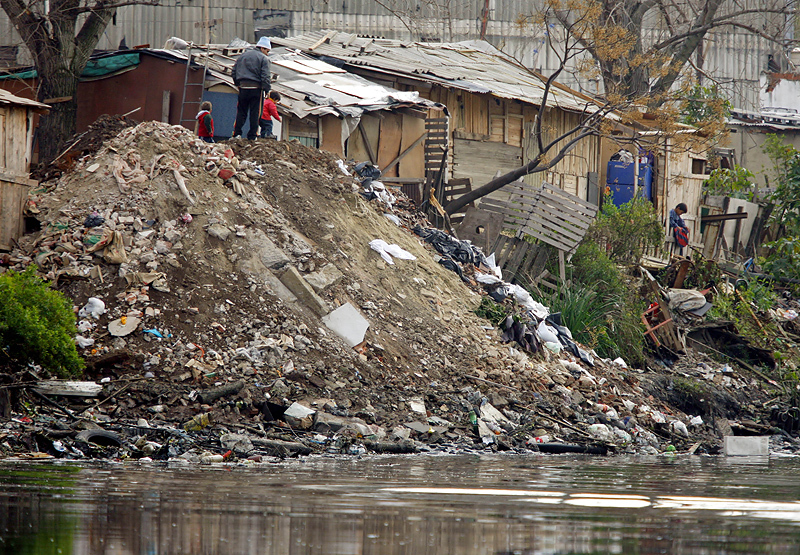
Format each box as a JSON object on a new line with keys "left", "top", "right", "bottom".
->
{"left": 279, "top": 266, "right": 329, "bottom": 316}
{"left": 723, "top": 435, "right": 769, "bottom": 456}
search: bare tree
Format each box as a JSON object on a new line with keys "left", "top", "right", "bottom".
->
{"left": 373, "top": 0, "right": 474, "bottom": 41}
{"left": 529, "top": 0, "right": 799, "bottom": 107}
{"left": 446, "top": 0, "right": 772, "bottom": 214}
{"left": 1, "top": 0, "right": 158, "bottom": 162}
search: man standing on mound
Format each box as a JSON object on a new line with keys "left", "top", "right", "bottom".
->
{"left": 232, "top": 36, "right": 272, "bottom": 140}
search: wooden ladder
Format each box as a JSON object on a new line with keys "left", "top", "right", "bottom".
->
{"left": 178, "top": 43, "right": 211, "bottom": 131}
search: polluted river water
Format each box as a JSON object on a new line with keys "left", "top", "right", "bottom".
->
{"left": 2, "top": 453, "right": 800, "bottom": 554}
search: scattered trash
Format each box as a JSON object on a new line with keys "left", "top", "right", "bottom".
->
{"left": 183, "top": 413, "right": 212, "bottom": 431}
{"left": 78, "top": 297, "right": 106, "bottom": 319}
{"left": 75, "top": 335, "right": 95, "bottom": 348}
{"left": 384, "top": 213, "right": 402, "bottom": 226}
{"left": 108, "top": 315, "right": 141, "bottom": 336}
{"left": 83, "top": 212, "right": 105, "bottom": 227}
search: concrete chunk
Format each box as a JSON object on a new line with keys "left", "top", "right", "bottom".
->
{"left": 322, "top": 302, "right": 369, "bottom": 347}
{"left": 313, "top": 411, "right": 368, "bottom": 433}
{"left": 246, "top": 228, "right": 291, "bottom": 269}
{"left": 220, "top": 433, "right": 254, "bottom": 455}
{"left": 263, "top": 271, "right": 298, "bottom": 303}
{"left": 304, "top": 264, "right": 345, "bottom": 293}
{"left": 724, "top": 436, "right": 769, "bottom": 456}
{"left": 280, "top": 266, "right": 328, "bottom": 316}
{"left": 207, "top": 223, "right": 232, "bottom": 241}
{"left": 283, "top": 402, "right": 316, "bottom": 429}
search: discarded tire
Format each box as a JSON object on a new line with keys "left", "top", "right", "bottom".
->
{"left": 75, "top": 429, "right": 122, "bottom": 447}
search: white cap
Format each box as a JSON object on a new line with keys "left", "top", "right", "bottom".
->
{"left": 256, "top": 37, "right": 272, "bottom": 49}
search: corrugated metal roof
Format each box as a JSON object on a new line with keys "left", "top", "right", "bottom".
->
{"left": 270, "top": 30, "right": 609, "bottom": 115}
{"left": 158, "top": 46, "right": 443, "bottom": 120}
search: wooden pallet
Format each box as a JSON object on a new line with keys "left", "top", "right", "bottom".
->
{"left": 491, "top": 234, "right": 550, "bottom": 285}
{"left": 520, "top": 182, "right": 597, "bottom": 254}
{"left": 477, "top": 181, "right": 598, "bottom": 283}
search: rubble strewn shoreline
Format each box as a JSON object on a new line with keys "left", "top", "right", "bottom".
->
{"left": 1, "top": 120, "right": 797, "bottom": 464}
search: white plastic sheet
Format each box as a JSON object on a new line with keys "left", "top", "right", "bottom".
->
{"left": 369, "top": 239, "right": 417, "bottom": 265}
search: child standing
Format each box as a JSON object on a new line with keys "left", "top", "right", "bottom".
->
{"left": 196, "top": 101, "right": 214, "bottom": 143}
{"left": 260, "top": 90, "right": 281, "bottom": 139}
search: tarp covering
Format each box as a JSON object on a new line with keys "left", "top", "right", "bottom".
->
{"left": 0, "top": 53, "right": 140, "bottom": 81}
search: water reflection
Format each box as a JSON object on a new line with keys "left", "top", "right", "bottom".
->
{"left": 0, "top": 455, "right": 799, "bottom": 554}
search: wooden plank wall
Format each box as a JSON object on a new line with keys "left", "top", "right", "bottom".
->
{"left": 452, "top": 138, "right": 522, "bottom": 197}
{"left": 405, "top": 84, "right": 601, "bottom": 205}
{"left": 0, "top": 105, "right": 30, "bottom": 175}
{"left": 377, "top": 113, "right": 402, "bottom": 178}
{"left": 320, "top": 115, "right": 344, "bottom": 156}
{"left": 537, "top": 109, "right": 598, "bottom": 200}
{"left": 398, "top": 113, "right": 426, "bottom": 178}
{"left": 0, "top": 177, "right": 30, "bottom": 250}
{"left": 662, "top": 138, "right": 705, "bottom": 249}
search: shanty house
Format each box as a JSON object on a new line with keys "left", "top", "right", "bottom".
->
{"left": 177, "top": 43, "right": 444, "bottom": 171}
{"left": 0, "top": 89, "right": 48, "bottom": 250}
{"left": 0, "top": 45, "right": 442, "bottom": 185}
{"left": 271, "top": 31, "right": 605, "bottom": 206}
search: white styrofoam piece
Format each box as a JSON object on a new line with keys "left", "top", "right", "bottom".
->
{"left": 322, "top": 302, "right": 369, "bottom": 347}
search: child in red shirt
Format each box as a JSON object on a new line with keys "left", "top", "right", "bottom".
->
{"left": 196, "top": 101, "right": 214, "bottom": 143}
{"left": 259, "top": 90, "right": 281, "bottom": 139}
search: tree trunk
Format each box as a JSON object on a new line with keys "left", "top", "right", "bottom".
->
{"left": 36, "top": 70, "right": 79, "bottom": 162}
{"left": 444, "top": 158, "right": 542, "bottom": 215}
{"left": 0, "top": 0, "right": 117, "bottom": 165}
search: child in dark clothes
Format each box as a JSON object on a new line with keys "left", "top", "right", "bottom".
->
{"left": 196, "top": 101, "right": 214, "bottom": 143}
{"left": 259, "top": 90, "right": 281, "bottom": 139}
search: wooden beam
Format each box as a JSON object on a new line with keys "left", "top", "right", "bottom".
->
{"left": 701, "top": 212, "right": 748, "bottom": 223}
{"left": 34, "top": 380, "right": 102, "bottom": 397}
{"left": 309, "top": 30, "right": 337, "bottom": 51}
{"left": 358, "top": 120, "right": 376, "bottom": 165}
{"left": 42, "top": 96, "right": 72, "bottom": 104}
{"left": 162, "top": 90, "right": 171, "bottom": 124}
{"left": 380, "top": 177, "right": 425, "bottom": 184}
{"left": 382, "top": 132, "right": 428, "bottom": 175}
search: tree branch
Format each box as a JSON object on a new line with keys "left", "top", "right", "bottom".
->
{"left": 71, "top": 0, "right": 157, "bottom": 14}
{"left": 650, "top": 7, "right": 795, "bottom": 51}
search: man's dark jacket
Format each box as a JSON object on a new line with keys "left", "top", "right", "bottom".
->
{"left": 232, "top": 48, "right": 271, "bottom": 90}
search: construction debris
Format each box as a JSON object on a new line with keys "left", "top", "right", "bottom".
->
{"left": 1, "top": 120, "right": 798, "bottom": 464}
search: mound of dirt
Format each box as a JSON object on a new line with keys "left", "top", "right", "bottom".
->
{"left": 0, "top": 121, "right": 787, "bottom": 461}
{"left": 32, "top": 114, "right": 139, "bottom": 181}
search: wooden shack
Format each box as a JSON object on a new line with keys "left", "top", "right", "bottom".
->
{"left": 272, "top": 32, "right": 604, "bottom": 206}
{"left": 0, "top": 89, "right": 48, "bottom": 251}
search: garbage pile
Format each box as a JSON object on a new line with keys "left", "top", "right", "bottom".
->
{"left": 1, "top": 120, "right": 795, "bottom": 464}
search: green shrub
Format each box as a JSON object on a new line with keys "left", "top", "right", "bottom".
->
{"left": 568, "top": 241, "right": 626, "bottom": 298}
{"left": 474, "top": 296, "right": 508, "bottom": 326}
{"left": 585, "top": 195, "right": 663, "bottom": 265}
{"left": 702, "top": 164, "right": 755, "bottom": 200}
{"left": 0, "top": 267, "right": 84, "bottom": 377}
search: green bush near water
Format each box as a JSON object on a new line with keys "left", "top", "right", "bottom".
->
{"left": 532, "top": 242, "right": 648, "bottom": 365}
{"left": 0, "top": 267, "right": 84, "bottom": 377}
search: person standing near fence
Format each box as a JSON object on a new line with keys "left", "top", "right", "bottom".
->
{"left": 669, "top": 202, "right": 690, "bottom": 255}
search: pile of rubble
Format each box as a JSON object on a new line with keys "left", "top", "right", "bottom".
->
{"left": 1, "top": 120, "right": 795, "bottom": 463}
